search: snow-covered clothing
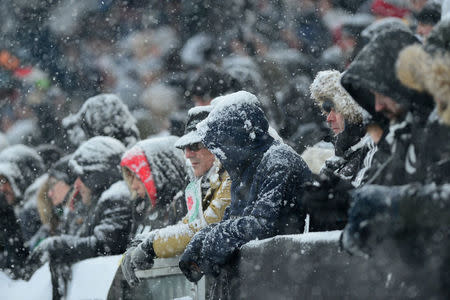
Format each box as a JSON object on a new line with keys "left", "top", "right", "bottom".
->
{"left": 180, "top": 91, "right": 311, "bottom": 278}
{"left": 120, "top": 136, "right": 189, "bottom": 236}
{"left": 0, "top": 144, "right": 45, "bottom": 202}
{"left": 148, "top": 164, "right": 230, "bottom": 258}
{"left": 0, "top": 195, "right": 28, "bottom": 278}
{"left": 28, "top": 137, "right": 132, "bottom": 273}
{"left": 62, "top": 93, "right": 140, "bottom": 148}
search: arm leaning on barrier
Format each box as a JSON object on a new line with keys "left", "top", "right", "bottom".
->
{"left": 122, "top": 173, "right": 231, "bottom": 286}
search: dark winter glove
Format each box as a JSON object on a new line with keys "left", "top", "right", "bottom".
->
{"left": 179, "top": 233, "right": 205, "bottom": 283}
{"left": 179, "top": 254, "right": 204, "bottom": 283}
{"left": 302, "top": 173, "right": 353, "bottom": 230}
{"left": 340, "top": 185, "right": 402, "bottom": 257}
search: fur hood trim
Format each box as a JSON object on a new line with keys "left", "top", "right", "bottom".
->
{"left": 310, "top": 70, "right": 366, "bottom": 124}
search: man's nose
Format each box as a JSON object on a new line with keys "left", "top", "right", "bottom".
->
{"left": 326, "top": 111, "right": 335, "bottom": 122}
{"left": 375, "top": 100, "right": 385, "bottom": 112}
{"left": 74, "top": 177, "right": 82, "bottom": 189}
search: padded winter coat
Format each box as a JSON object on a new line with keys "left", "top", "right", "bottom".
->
{"left": 151, "top": 166, "right": 231, "bottom": 258}
{"left": 183, "top": 91, "right": 311, "bottom": 271}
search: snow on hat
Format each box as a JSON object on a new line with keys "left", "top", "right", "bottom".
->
{"left": 48, "top": 155, "right": 76, "bottom": 185}
{"left": 0, "top": 144, "right": 44, "bottom": 200}
{"left": 70, "top": 136, "right": 126, "bottom": 193}
{"left": 396, "top": 17, "right": 450, "bottom": 124}
{"left": 175, "top": 106, "right": 212, "bottom": 149}
{"left": 121, "top": 136, "right": 188, "bottom": 206}
{"left": 62, "top": 93, "right": 140, "bottom": 147}
{"left": 310, "top": 70, "right": 367, "bottom": 124}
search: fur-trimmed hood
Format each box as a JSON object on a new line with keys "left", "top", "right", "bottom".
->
{"left": 310, "top": 70, "right": 367, "bottom": 124}
{"left": 396, "top": 18, "right": 450, "bottom": 124}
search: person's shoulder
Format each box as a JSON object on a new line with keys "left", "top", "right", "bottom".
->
{"left": 262, "top": 142, "right": 306, "bottom": 168}
{"left": 98, "top": 181, "right": 132, "bottom": 206}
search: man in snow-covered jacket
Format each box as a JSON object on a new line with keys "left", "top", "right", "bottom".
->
{"left": 179, "top": 91, "right": 311, "bottom": 282}
{"left": 120, "top": 106, "right": 231, "bottom": 287}
{"left": 27, "top": 137, "right": 132, "bottom": 298}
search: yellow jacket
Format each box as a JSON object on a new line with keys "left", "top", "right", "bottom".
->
{"left": 152, "top": 168, "right": 231, "bottom": 258}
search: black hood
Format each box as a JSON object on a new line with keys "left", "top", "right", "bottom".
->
{"left": 70, "top": 136, "right": 126, "bottom": 196}
{"left": 197, "top": 91, "right": 274, "bottom": 180}
{"left": 341, "top": 27, "right": 433, "bottom": 116}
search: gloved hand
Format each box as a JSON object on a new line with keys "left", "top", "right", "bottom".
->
{"left": 179, "top": 255, "right": 204, "bottom": 283}
{"left": 302, "top": 173, "right": 353, "bottom": 230}
{"left": 340, "top": 185, "right": 402, "bottom": 257}
{"left": 121, "top": 242, "right": 155, "bottom": 287}
{"left": 121, "top": 247, "right": 139, "bottom": 287}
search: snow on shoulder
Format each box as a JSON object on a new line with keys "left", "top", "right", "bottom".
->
{"left": 99, "top": 180, "right": 131, "bottom": 203}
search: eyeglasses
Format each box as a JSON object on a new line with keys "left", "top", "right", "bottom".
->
{"left": 184, "top": 143, "right": 205, "bottom": 152}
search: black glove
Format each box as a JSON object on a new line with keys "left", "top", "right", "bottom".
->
{"left": 302, "top": 173, "right": 353, "bottom": 230}
{"left": 340, "top": 185, "right": 401, "bottom": 257}
{"left": 179, "top": 255, "right": 204, "bottom": 283}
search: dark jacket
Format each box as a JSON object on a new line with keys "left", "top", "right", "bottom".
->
{"left": 182, "top": 91, "right": 311, "bottom": 272}
{"left": 45, "top": 181, "right": 132, "bottom": 263}
{"left": 415, "top": 110, "right": 450, "bottom": 184}
{"left": 341, "top": 28, "right": 434, "bottom": 186}
{"left": 0, "top": 194, "right": 28, "bottom": 277}
{"left": 40, "top": 137, "right": 133, "bottom": 263}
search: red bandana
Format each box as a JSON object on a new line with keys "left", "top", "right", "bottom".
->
{"left": 120, "top": 147, "right": 157, "bottom": 207}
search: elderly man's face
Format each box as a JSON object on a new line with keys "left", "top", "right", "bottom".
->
{"left": 326, "top": 109, "right": 345, "bottom": 135}
{"left": 0, "top": 176, "right": 15, "bottom": 205}
{"left": 184, "top": 143, "right": 215, "bottom": 178}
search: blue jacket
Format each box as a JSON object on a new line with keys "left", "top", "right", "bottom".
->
{"left": 183, "top": 91, "right": 311, "bottom": 271}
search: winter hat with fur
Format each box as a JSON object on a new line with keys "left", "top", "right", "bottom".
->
{"left": 396, "top": 17, "right": 450, "bottom": 124}
{"left": 310, "top": 70, "right": 367, "bottom": 124}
